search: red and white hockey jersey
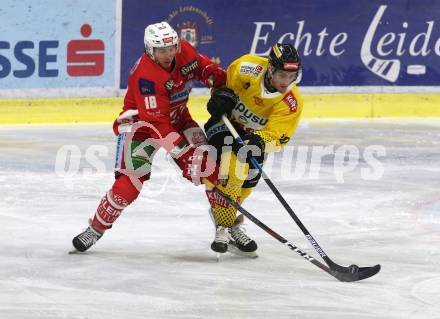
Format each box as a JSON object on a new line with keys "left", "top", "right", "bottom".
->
{"left": 114, "top": 40, "right": 226, "bottom": 150}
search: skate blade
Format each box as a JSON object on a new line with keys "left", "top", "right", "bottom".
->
{"left": 227, "top": 244, "right": 258, "bottom": 259}
{"left": 68, "top": 246, "right": 85, "bottom": 254}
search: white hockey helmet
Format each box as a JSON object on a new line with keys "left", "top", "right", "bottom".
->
{"left": 144, "top": 22, "right": 179, "bottom": 60}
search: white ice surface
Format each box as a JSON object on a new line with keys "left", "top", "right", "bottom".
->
{"left": 0, "top": 119, "right": 439, "bottom": 319}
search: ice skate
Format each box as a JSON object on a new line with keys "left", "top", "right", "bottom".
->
{"left": 70, "top": 225, "right": 103, "bottom": 253}
{"left": 209, "top": 210, "right": 258, "bottom": 258}
{"left": 227, "top": 224, "right": 258, "bottom": 258}
{"left": 211, "top": 226, "right": 229, "bottom": 254}
{"left": 223, "top": 214, "right": 257, "bottom": 258}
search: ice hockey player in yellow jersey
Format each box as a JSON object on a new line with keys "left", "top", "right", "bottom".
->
{"left": 204, "top": 43, "right": 303, "bottom": 257}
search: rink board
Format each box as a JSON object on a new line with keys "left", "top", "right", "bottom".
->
{"left": 1, "top": 94, "right": 440, "bottom": 124}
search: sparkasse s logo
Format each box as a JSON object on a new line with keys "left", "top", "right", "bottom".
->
{"left": 0, "top": 23, "right": 105, "bottom": 79}
{"left": 67, "top": 24, "right": 105, "bottom": 76}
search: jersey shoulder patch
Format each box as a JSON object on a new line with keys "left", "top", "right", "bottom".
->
{"left": 283, "top": 92, "right": 298, "bottom": 113}
{"left": 139, "top": 78, "right": 155, "bottom": 95}
{"left": 239, "top": 62, "right": 264, "bottom": 77}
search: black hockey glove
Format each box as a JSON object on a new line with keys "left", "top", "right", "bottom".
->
{"left": 232, "top": 133, "right": 265, "bottom": 164}
{"left": 207, "top": 87, "right": 238, "bottom": 119}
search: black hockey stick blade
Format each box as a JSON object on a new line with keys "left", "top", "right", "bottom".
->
{"left": 207, "top": 182, "right": 381, "bottom": 282}
{"left": 331, "top": 264, "right": 381, "bottom": 282}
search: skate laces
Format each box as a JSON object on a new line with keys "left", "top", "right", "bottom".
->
{"left": 214, "top": 226, "right": 230, "bottom": 244}
{"left": 230, "top": 225, "right": 252, "bottom": 245}
{"left": 78, "top": 227, "right": 101, "bottom": 247}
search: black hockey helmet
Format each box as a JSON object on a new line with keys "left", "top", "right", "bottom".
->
{"left": 268, "top": 43, "right": 301, "bottom": 72}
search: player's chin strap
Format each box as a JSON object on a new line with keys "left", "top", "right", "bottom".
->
{"left": 220, "top": 115, "right": 381, "bottom": 278}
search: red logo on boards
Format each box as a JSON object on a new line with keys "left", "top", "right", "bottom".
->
{"left": 67, "top": 24, "right": 105, "bottom": 76}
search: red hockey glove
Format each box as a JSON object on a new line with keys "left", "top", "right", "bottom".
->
{"left": 173, "top": 144, "right": 219, "bottom": 186}
{"left": 201, "top": 64, "right": 226, "bottom": 88}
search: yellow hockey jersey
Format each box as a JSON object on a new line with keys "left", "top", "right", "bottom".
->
{"left": 226, "top": 54, "right": 303, "bottom": 151}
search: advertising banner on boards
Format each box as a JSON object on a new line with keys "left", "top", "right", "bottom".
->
{"left": 121, "top": 0, "right": 440, "bottom": 88}
{"left": 0, "top": 0, "right": 116, "bottom": 90}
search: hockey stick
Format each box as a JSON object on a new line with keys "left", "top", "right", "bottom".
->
{"left": 204, "top": 180, "right": 376, "bottom": 282}
{"left": 221, "top": 115, "right": 380, "bottom": 280}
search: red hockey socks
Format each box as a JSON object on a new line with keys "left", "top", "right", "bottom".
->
{"left": 91, "top": 175, "right": 142, "bottom": 233}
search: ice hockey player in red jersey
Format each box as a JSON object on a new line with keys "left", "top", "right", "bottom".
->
{"left": 71, "top": 21, "right": 226, "bottom": 252}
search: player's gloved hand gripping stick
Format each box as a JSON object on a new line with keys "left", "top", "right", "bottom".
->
{"left": 221, "top": 114, "right": 381, "bottom": 281}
